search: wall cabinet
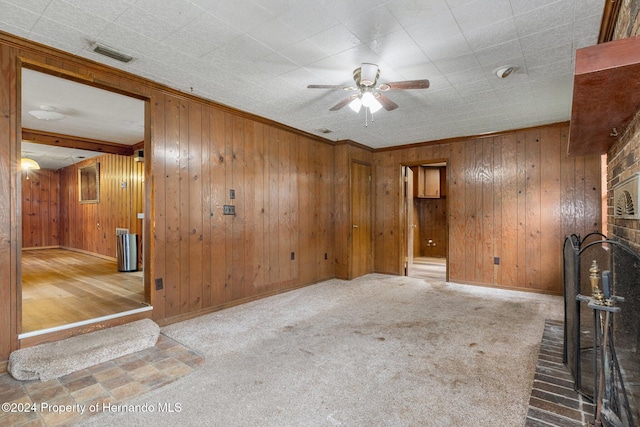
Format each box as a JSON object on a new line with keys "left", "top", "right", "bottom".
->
{"left": 413, "top": 166, "right": 442, "bottom": 198}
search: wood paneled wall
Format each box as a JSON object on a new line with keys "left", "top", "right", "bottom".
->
{"left": 21, "top": 169, "right": 60, "bottom": 248}
{"left": 150, "top": 94, "right": 335, "bottom": 319}
{"left": 59, "top": 154, "right": 144, "bottom": 260}
{"left": 373, "top": 124, "right": 602, "bottom": 294}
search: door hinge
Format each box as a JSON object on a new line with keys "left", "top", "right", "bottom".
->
{"left": 404, "top": 175, "right": 408, "bottom": 182}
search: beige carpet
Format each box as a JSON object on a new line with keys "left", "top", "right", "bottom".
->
{"left": 80, "top": 274, "right": 563, "bottom": 427}
{"left": 9, "top": 319, "right": 159, "bottom": 381}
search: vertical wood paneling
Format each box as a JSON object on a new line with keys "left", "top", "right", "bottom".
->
{"left": 231, "top": 116, "right": 245, "bottom": 300}
{"left": 516, "top": 132, "right": 527, "bottom": 288}
{"left": 334, "top": 144, "right": 349, "bottom": 278}
{"left": 150, "top": 92, "right": 166, "bottom": 320}
{"left": 464, "top": 140, "right": 478, "bottom": 282}
{"left": 492, "top": 138, "right": 503, "bottom": 285}
{"left": 448, "top": 142, "right": 464, "bottom": 280}
{"left": 277, "top": 130, "right": 291, "bottom": 289}
{"left": 252, "top": 122, "right": 266, "bottom": 290}
{"left": 372, "top": 123, "right": 600, "bottom": 294}
{"left": 540, "top": 126, "right": 562, "bottom": 292}
{"left": 178, "top": 98, "right": 190, "bottom": 313}
{"left": 501, "top": 134, "right": 518, "bottom": 287}
{"left": 163, "top": 95, "right": 181, "bottom": 317}
{"left": 525, "top": 130, "right": 541, "bottom": 289}
{"left": 481, "top": 139, "right": 494, "bottom": 285}
{"left": 21, "top": 169, "right": 60, "bottom": 248}
{"left": 244, "top": 120, "right": 257, "bottom": 293}
{"left": 289, "top": 135, "right": 299, "bottom": 285}
{"left": 209, "top": 108, "right": 227, "bottom": 305}
{"left": 188, "top": 100, "right": 203, "bottom": 312}
{"left": 200, "top": 104, "right": 211, "bottom": 308}
{"left": 266, "top": 126, "right": 280, "bottom": 288}
{"left": 58, "top": 154, "right": 143, "bottom": 260}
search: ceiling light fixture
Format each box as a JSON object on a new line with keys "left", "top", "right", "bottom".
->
{"left": 348, "top": 90, "right": 383, "bottom": 126}
{"left": 21, "top": 157, "right": 40, "bottom": 170}
{"left": 494, "top": 65, "right": 519, "bottom": 79}
{"left": 28, "top": 105, "right": 65, "bottom": 121}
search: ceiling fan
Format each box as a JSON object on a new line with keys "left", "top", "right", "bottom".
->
{"left": 307, "top": 63, "right": 430, "bottom": 114}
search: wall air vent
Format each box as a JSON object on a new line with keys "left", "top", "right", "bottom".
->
{"left": 92, "top": 44, "right": 133, "bottom": 63}
{"left": 613, "top": 172, "right": 640, "bottom": 219}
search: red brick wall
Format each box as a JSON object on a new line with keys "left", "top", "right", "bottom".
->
{"left": 607, "top": 109, "right": 640, "bottom": 251}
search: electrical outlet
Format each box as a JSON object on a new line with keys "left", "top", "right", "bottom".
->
{"left": 291, "top": 252, "right": 295, "bottom": 260}
{"left": 223, "top": 205, "right": 236, "bottom": 215}
{"left": 324, "top": 253, "right": 328, "bottom": 260}
{"left": 155, "top": 278, "right": 163, "bottom": 290}
{"left": 230, "top": 189, "right": 235, "bottom": 199}
{"left": 494, "top": 257, "right": 500, "bottom": 265}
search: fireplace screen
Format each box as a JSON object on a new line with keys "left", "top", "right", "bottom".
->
{"left": 563, "top": 233, "right": 639, "bottom": 426}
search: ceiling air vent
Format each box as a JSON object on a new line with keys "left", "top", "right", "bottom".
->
{"left": 613, "top": 173, "right": 640, "bottom": 219}
{"left": 92, "top": 44, "right": 133, "bottom": 63}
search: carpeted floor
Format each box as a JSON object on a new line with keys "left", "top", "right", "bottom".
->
{"left": 75, "top": 274, "right": 563, "bottom": 427}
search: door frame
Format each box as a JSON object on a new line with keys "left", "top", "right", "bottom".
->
{"left": 401, "top": 159, "right": 450, "bottom": 281}
{"left": 15, "top": 60, "right": 153, "bottom": 344}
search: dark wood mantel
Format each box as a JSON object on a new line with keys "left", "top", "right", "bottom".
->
{"left": 568, "top": 36, "right": 640, "bottom": 156}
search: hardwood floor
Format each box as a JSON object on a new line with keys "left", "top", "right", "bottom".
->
{"left": 21, "top": 248, "right": 145, "bottom": 333}
{"left": 409, "top": 257, "right": 446, "bottom": 282}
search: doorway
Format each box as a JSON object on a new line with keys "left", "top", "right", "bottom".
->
{"left": 404, "top": 162, "right": 448, "bottom": 282}
{"left": 19, "top": 66, "right": 150, "bottom": 336}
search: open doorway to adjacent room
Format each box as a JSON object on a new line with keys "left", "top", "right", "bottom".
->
{"left": 403, "top": 161, "right": 448, "bottom": 282}
{"left": 19, "top": 66, "right": 150, "bottom": 337}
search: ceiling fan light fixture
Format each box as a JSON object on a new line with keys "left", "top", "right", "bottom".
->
{"left": 28, "top": 105, "right": 65, "bottom": 121}
{"left": 349, "top": 97, "right": 362, "bottom": 113}
{"left": 361, "top": 91, "right": 382, "bottom": 113}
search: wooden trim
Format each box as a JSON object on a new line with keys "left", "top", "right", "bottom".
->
{"left": 335, "top": 139, "right": 374, "bottom": 151}
{"left": 598, "top": 0, "right": 623, "bottom": 44}
{"left": 0, "top": 360, "right": 7, "bottom": 375}
{"left": 22, "top": 245, "right": 60, "bottom": 251}
{"left": 59, "top": 246, "right": 117, "bottom": 262}
{"left": 22, "top": 128, "right": 134, "bottom": 156}
{"left": 374, "top": 121, "right": 570, "bottom": 152}
{"left": 155, "top": 277, "right": 334, "bottom": 327}
{"left": 18, "top": 310, "right": 152, "bottom": 348}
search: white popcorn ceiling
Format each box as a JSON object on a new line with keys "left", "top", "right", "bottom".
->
{"left": 3, "top": 0, "right": 605, "bottom": 169}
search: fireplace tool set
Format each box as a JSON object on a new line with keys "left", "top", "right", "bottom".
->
{"left": 576, "top": 260, "right": 634, "bottom": 427}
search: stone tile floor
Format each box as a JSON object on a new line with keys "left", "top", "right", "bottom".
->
{"left": 525, "top": 319, "right": 595, "bottom": 427}
{"left": 0, "top": 334, "right": 204, "bottom": 426}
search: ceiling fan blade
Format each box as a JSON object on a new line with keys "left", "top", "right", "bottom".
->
{"left": 307, "top": 84, "right": 357, "bottom": 90}
{"left": 374, "top": 93, "right": 398, "bottom": 111}
{"left": 378, "top": 79, "right": 430, "bottom": 91}
{"left": 329, "top": 94, "right": 359, "bottom": 111}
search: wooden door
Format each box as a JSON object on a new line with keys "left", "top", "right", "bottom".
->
{"left": 405, "top": 166, "right": 414, "bottom": 275}
{"left": 351, "top": 162, "right": 372, "bottom": 278}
